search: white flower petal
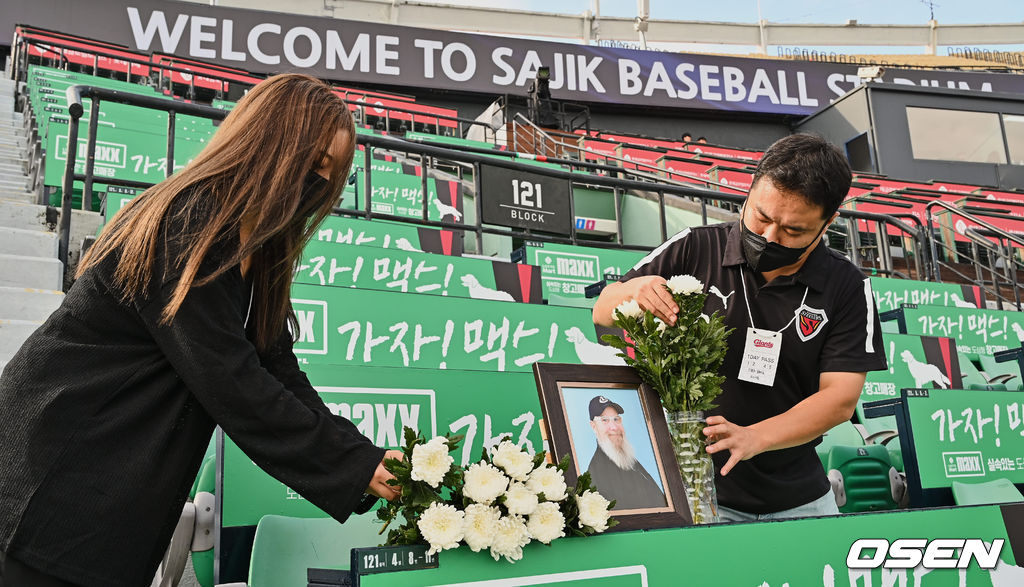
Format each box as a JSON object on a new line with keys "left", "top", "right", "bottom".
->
{"left": 666, "top": 274, "right": 704, "bottom": 296}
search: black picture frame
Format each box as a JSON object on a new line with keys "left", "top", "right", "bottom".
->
{"left": 532, "top": 362, "right": 692, "bottom": 531}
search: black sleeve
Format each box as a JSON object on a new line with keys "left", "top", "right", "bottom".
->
{"left": 136, "top": 267, "right": 385, "bottom": 523}
{"left": 818, "top": 274, "right": 888, "bottom": 373}
{"left": 259, "top": 329, "right": 371, "bottom": 441}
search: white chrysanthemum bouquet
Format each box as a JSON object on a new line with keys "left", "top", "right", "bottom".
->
{"left": 376, "top": 427, "right": 617, "bottom": 563}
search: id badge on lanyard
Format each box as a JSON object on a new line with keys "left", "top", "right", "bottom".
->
{"left": 738, "top": 328, "right": 782, "bottom": 386}
{"left": 736, "top": 271, "right": 807, "bottom": 387}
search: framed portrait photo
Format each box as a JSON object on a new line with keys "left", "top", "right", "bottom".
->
{"left": 532, "top": 362, "right": 692, "bottom": 531}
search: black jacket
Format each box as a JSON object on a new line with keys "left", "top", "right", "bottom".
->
{"left": 587, "top": 447, "right": 666, "bottom": 511}
{"left": 0, "top": 208, "right": 384, "bottom": 587}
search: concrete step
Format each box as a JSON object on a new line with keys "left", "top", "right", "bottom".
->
{"left": 0, "top": 253, "right": 63, "bottom": 290}
{"left": 0, "top": 200, "right": 51, "bottom": 230}
{"left": 0, "top": 286, "right": 63, "bottom": 322}
{"left": 0, "top": 191, "right": 35, "bottom": 205}
{"left": 0, "top": 227, "right": 58, "bottom": 257}
{"left": 0, "top": 319, "right": 45, "bottom": 363}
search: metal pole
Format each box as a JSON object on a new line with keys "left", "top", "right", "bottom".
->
{"left": 473, "top": 161, "right": 484, "bottom": 255}
{"left": 613, "top": 186, "right": 623, "bottom": 245}
{"left": 58, "top": 100, "right": 84, "bottom": 269}
{"left": 166, "top": 111, "right": 176, "bottom": 179}
{"left": 82, "top": 97, "right": 100, "bottom": 211}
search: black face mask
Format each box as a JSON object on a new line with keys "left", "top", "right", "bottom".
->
{"left": 300, "top": 171, "right": 328, "bottom": 215}
{"left": 740, "top": 208, "right": 827, "bottom": 273}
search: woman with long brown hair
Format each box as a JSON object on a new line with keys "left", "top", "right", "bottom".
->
{"left": 0, "top": 73, "right": 400, "bottom": 587}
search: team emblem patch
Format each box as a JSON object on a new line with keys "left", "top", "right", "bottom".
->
{"left": 795, "top": 305, "right": 828, "bottom": 342}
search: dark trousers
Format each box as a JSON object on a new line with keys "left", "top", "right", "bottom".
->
{"left": 0, "top": 551, "right": 80, "bottom": 587}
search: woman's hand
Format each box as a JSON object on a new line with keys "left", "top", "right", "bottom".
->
{"left": 366, "top": 449, "right": 404, "bottom": 501}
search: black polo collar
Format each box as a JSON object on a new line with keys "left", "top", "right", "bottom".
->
{"left": 722, "top": 220, "right": 831, "bottom": 292}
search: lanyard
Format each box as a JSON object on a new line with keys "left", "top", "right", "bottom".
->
{"left": 739, "top": 269, "right": 808, "bottom": 334}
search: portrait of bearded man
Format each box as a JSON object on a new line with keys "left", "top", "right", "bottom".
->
{"left": 586, "top": 395, "right": 666, "bottom": 510}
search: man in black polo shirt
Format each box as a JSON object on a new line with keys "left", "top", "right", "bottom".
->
{"left": 593, "top": 134, "right": 886, "bottom": 522}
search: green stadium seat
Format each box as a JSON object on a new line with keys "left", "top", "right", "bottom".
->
{"left": 959, "top": 352, "right": 1008, "bottom": 391}
{"left": 978, "top": 353, "right": 1022, "bottom": 390}
{"left": 816, "top": 420, "right": 864, "bottom": 469}
{"left": 826, "top": 444, "right": 904, "bottom": 513}
{"left": 951, "top": 478, "right": 1024, "bottom": 506}
{"left": 247, "top": 514, "right": 383, "bottom": 587}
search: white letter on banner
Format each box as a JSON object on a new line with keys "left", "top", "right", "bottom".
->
{"left": 777, "top": 70, "right": 799, "bottom": 105}
{"left": 326, "top": 32, "right": 369, "bottom": 72}
{"left": 127, "top": 8, "right": 188, "bottom": 52}
{"left": 674, "top": 63, "right": 698, "bottom": 100}
{"left": 796, "top": 71, "right": 818, "bottom": 107}
{"left": 698, "top": 64, "right": 722, "bottom": 101}
{"left": 578, "top": 55, "right": 605, "bottom": 93}
{"left": 618, "top": 59, "right": 642, "bottom": 96}
{"left": 248, "top": 23, "right": 281, "bottom": 65}
{"left": 847, "top": 539, "right": 889, "bottom": 569}
{"left": 441, "top": 43, "right": 476, "bottom": 82}
{"left": 189, "top": 16, "right": 217, "bottom": 59}
{"left": 515, "top": 51, "right": 542, "bottom": 86}
{"left": 723, "top": 66, "right": 745, "bottom": 102}
{"left": 491, "top": 47, "right": 516, "bottom": 85}
{"left": 826, "top": 73, "right": 848, "bottom": 98}
{"left": 415, "top": 39, "right": 443, "bottom": 79}
{"left": 221, "top": 20, "right": 246, "bottom": 61}
{"left": 376, "top": 35, "right": 401, "bottom": 75}
{"left": 644, "top": 62, "right": 676, "bottom": 98}
{"left": 283, "top": 27, "right": 322, "bottom": 68}
{"left": 748, "top": 68, "right": 780, "bottom": 104}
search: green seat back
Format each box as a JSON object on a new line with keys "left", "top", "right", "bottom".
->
{"left": 827, "top": 444, "right": 898, "bottom": 513}
{"left": 248, "top": 514, "right": 383, "bottom": 587}
{"left": 816, "top": 420, "right": 864, "bottom": 469}
{"left": 951, "top": 478, "right": 1024, "bottom": 506}
{"left": 978, "top": 353, "right": 1023, "bottom": 390}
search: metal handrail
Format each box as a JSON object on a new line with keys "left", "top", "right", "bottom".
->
{"left": 59, "top": 85, "right": 227, "bottom": 266}
{"left": 60, "top": 82, "right": 933, "bottom": 288}
{"left": 510, "top": 113, "right": 738, "bottom": 192}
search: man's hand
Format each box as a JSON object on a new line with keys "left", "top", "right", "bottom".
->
{"left": 703, "top": 416, "right": 766, "bottom": 476}
{"left": 628, "top": 275, "right": 678, "bottom": 325}
{"left": 366, "top": 449, "right": 404, "bottom": 501}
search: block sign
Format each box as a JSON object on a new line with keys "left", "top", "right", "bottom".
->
{"left": 479, "top": 163, "right": 571, "bottom": 235}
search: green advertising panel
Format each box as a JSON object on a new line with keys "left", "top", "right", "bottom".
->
{"left": 525, "top": 242, "right": 645, "bottom": 299}
{"left": 871, "top": 277, "right": 987, "bottom": 313}
{"left": 892, "top": 305, "right": 1024, "bottom": 357}
{"left": 221, "top": 366, "right": 543, "bottom": 527}
{"left": 359, "top": 504, "right": 1021, "bottom": 586}
{"left": 315, "top": 215, "right": 463, "bottom": 256}
{"left": 44, "top": 114, "right": 208, "bottom": 187}
{"left": 289, "top": 284, "right": 619, "bottom": 373}
{"left": 862, "top": 333, "right": 962, "bottom": 402}
{"left": 342, "top": 170, "right": 464, "bottom": 224}
{"left": 296, "top": 240, "right": 542, "bottom": 303}
{"left": 904, "top": 389, "right": 1024, "bottom": 490}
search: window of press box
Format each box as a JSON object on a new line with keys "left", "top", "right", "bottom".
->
{"left": 905, "top": 106, "right": 1007, "bottom": 164}
{"left": 1001, "top": 114, "right": 1024, "bottom": 165}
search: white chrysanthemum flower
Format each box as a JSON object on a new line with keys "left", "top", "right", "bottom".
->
{"left": 417, "top": 502, "right": 465, "bottom": 555}
{"left": 666, "top": 274, "right": 704, "bottom": 295}
{"left": 489, "top": 515, "right": 531, "bottom": 563}
{"left": 410, "top": 436, "right": 453, "bottom": 488}
{"left": 491, "top": 441, "right": 534, "bottom": 482}
{"left": 576, "top": 490, "right": 612, "bottom": 533}
{"left": 463, "top": 462, "right": 509, "bottom": 505}
{"left": 525, "top": 465, "right": 568, "bottom": 502}
{"left": 462, "top": 503, "right": 501, "bottom": 552}
{"left": 614, "top": 299, "right": 643, "bottom": 319}
{"left": 654, "top": 317, "right": 669, "bottom": 333}
{"left": 526, "top": 502, "right": 566, "bottom": 544}
{"left": 504, "top": 482, "right": 539, "bottom": 516}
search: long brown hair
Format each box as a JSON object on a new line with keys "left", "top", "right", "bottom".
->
{"left": 78, "top": 73, "right": 355, "bottom": 351}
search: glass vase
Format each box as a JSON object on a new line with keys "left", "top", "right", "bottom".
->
{"left": 665, "top": 410, "right": 720, "bottom": 524}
